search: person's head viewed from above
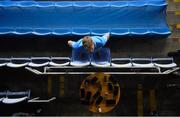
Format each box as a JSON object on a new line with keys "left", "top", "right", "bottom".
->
{"left": 82, "top": 36, "right": 94, "bottom": 53}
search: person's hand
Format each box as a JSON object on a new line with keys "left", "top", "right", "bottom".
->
{"left": 68, "top": 40, "right": 73, "bottom": 47}
{"left": 104, "top": 32, "right": 110, "bottom": 40}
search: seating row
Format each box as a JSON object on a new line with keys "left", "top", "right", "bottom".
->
{"left": 0, "top": 57, "right": 70, "bottom": 68}
{"left": 0, "top": 0, "right": 170, "bottom": 37}
{"left": 0, "top": 28, "right": 170, "bottom": 36}
{"left": 0, "top": 56, "right": 177, "bottom": 68}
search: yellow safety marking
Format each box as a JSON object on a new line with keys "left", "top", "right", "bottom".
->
{"left": 48, "top": 76, "right": 52, "bottom": 96}
{"left": 59, "top": 75, "right": 65, "bottom": 97}
{"left": 175, "top": 11, "right": 180, "bottom": 15}
{"left": 176, "top": 24, "right": 180, "bottom": 29}
{"left": 149, "top": 89, "right": 157, "bottom": 113}
{"left": 137, "top": 84, "right": 143, "bottom": 117}
{"left": 174, "top": 0, "right": 180, "bottom": 2}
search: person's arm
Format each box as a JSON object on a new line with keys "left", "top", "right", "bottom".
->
{"left": 68, "top": 39, "right": 82, "bottom": 49}
{"left": 98, "top": 32, "right": 110, "bottom": 46}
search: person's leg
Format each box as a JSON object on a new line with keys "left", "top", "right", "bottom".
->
{"left": 79, "top": 51, "right": 89, "bottom": 60}
{"left": 97, "top": 50, "right": 101, "bottom": 59}
{"left": 96, "top": 48, "right": 102, "bottom": 59}
{"left": 79, "top": 52, "right": 84, "bottom": 59}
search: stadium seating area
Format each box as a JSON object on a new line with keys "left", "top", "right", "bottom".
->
{"left": 0, "top": 0, "right": 170, "bottom": 37}
{"left": 0, "top": 48, "right": 177, "bottom": 69}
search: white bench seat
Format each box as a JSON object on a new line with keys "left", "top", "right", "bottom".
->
{"left": 2, "top": 96, "right": 28, "bottom": 104}
{"left": 91, "top": 61, "right": 111, "bottom": 68}
{"left": 70, "top": 61, "right": 90, "bottom": 67}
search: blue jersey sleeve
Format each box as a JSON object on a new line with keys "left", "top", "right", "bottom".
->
{"left": 101, "top": 35, "right": 108, "bottom": 46}
{"left": 92, "top": 36, "right": 108, "bottom": 49}
{"left": 71, "top": 39, "right": 83, "bottom": 49}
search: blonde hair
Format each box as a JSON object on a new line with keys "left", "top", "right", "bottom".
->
{"left": 82, "top": 36, "right": 93, "bottom": 49}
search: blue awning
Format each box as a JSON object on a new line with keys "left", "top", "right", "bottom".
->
{"left": 0, "top": 0, "right": 171, "bottom": 37}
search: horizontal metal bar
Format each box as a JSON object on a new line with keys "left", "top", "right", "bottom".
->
{"left": 45, "top": 66, "right": 159, "bottom": 69}
{"left": 25, "top": 66, "right": 180, "bottom": 75}
{"left": 32, "top": 72, "right": 170, "bottom": 75}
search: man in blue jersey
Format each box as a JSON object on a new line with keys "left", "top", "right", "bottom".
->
{"left": 68, "top": 33, "right": 110, "bottom": 54}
